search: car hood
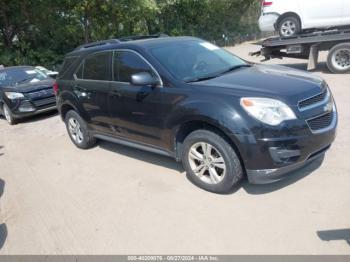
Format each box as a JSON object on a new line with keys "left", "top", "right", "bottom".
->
{"left": 192, "top": 64, "right": 326, "bottom": 106}
{"left": 1, "top": 79, "right": 54, "bottom": 93}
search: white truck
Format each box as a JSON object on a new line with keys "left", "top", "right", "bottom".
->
{"left": 259, "top": 0, "right": 350, "bottom": 37}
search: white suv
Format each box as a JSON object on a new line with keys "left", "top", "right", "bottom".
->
{"left": 259, "top": 0, "right": 350, "bottom": 37}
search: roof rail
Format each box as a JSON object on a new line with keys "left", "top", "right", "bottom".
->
{"left": 118, "top": 33, "right": 169, "bottom": 42}
{"left": 74, "top": 39, "right": 120, "bottom": 51}
{"left": 73, "top": 34, "right": 169, "bottom": 51}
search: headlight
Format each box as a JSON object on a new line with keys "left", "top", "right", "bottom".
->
{"left": 240, "top": 97, "right": 296, "bottom": 126}
{"left": 4, "top": 92, "right": 24, "bottom": 100}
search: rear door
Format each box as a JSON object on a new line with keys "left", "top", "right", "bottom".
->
{"left": 73, "top": 51, "right": 113, "bottom": 134}
{"left": 298, "top": 0, "right": 343, "bottom": 28}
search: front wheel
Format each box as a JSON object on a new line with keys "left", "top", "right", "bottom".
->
{"left": 327, "top": 43, "right": 350, "bottom": 74}
{"left": 2, "top": 104, "right": 17, "bottom": 125}
{"left": 182, "top": 130, "right": 243, "bottom": 194}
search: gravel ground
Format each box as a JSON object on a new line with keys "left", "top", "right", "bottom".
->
{"left": 0, "top": 42, "right": 349, "bottom": 254}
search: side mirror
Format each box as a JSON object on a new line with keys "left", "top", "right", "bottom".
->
{"left": 131, "top": 72, "right": 159, "bottom": 87}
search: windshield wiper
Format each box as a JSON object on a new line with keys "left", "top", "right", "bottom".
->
{"left": 218, "top": 64, "right": 251, "bottom": 76}
{"left": 16, "top": 77, "right": 36, "bottom": 84}
{"left": 185, "top": 74, "right": 222, "bottom": 83}
{"left": 185, "top": 64, "right": 251, "bottom": 83}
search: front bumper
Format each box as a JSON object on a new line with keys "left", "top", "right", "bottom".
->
{"left": 233, "top": 107, "right": 337, "bottom": 184}
{"left": 7, "top": 96, "right": 57, "bottom": 118}
{"left": 246, "top": 146, "right": 329, "bottom": 184}
{"left": 259, "top": 13, "right": 279, "bottom": 32}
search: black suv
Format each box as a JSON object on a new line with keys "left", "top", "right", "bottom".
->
{"left": 0, "top": 66, "right": 56, "bottom": 125}
{"left": 56, "top": 36, "right": 337, "bottom": 193}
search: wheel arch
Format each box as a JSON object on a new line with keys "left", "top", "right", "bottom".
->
{"left": 57, "top": 91, "right": 85, "bottom": 121}
{"left": 60, "top": 102, "right": 77, "bottom": 120}
{"left": 276, "top": 12, "right": 302, "bottom": 30}
{"left": 173, "top": 118, "right": 246, "bottom": 173}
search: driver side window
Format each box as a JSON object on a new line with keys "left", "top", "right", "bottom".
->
{"left": 113, "top": 51, "right": 155, "bottom": 83}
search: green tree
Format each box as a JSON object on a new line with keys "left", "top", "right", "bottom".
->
{"left": 0, "top": 0, "right": 260, "bottom": 68}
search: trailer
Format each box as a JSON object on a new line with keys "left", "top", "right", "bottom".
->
{"left": 250, "top": 28, "right": 350, "bottom": 74}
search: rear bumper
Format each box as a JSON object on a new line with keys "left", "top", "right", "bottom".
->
{"left": 259, "top": 13, "right": 279, "bottom": 32}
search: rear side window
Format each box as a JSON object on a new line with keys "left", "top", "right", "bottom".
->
{"left": 79, "top": 51, "right": 112, "bottom": 81}
{"left": 59, "top": 56, "right": 78, "bottom": 76}
{"left": 114, "top": 51, "right": 154, "bottom": 82}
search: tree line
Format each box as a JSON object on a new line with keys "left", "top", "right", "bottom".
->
{"left": 0, "top": 0, "right": 260, "bottom": 69}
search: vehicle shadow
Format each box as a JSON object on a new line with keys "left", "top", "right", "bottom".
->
{"left": 233, "top": 155, "right": 325, "bottom": 195}
{"left": 99, "top": 140, "right": 325, "bottom": 195}
{"left": 98, "top": 140, "right": 185, "bottom": 173}
{"left": 0, "top": 179, "right": 7, "bottom": 250}
{"left": 16, "top": 110, "right": 58, "bottom": 124}
{"left": 0, "top": 146, "right": 3, "bottom": 157}
{"left": 317, "top": 228, "right": 350, "bottom": 245}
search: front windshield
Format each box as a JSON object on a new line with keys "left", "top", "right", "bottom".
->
{"left": 150, "top": 40, "right": 247, "bottom": 82}
{"left": 0, "top": 67, "right": 49, "bottom": 86}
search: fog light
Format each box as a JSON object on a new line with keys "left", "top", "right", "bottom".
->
{"left": 269, "top": 147, "right": 301, "bottom": 164}
{"left": 18, "top": 105, "right": 35, "bottom": 112}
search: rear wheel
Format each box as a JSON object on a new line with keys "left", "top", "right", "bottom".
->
{"left": 65, "top": 110, "right": 96, "bottom": 149}
{"left": 327, "top": 43, "right": 350, "bottom": 74}
{"left": 277, "top": 16, "right": 301, "bottom": 37}
{"left": 182, "top": 130, "right": 243, "bottom": 194}
{"left": 2, "top": 104, "right": 17, "bottom": 125}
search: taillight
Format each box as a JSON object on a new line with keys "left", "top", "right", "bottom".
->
{"left": 262, "top": 0, "right": 273, "bottom": 7}
{"left": 53, "top": 82, "right": 59, "bottom": 95}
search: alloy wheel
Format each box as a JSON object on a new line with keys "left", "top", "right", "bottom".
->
{"left": 280, "top": 20, "right": 297, "bottom": 37}
{"left": 68, "top": 117, "right": 84, "bottom": 144}
{"left": 188, "top": 142, "right": 226, "bottom": 185}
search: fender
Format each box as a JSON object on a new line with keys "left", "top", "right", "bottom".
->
{"left": 164, "top": 99, "right": 253, "bottom": 156}
{"left": 57, "top": 90, "right": 87, "bottom": 122}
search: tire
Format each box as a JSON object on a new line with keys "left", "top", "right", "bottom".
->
{"left": 327, "top": 43, "right": 350, "bottom": 74}
{"left": 277, "top": 16, "right": 301, "bottom": 37}
{"left": 181, "top": 129, "right": 243, "bottom": 194}
{"left": 65, "top": 110, "right": 96, "bottom": 149}
{"left": 2, "top": 104, "right": 17, "bottom": 125}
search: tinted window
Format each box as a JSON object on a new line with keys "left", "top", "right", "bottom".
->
{"left": 59, "top": 56, "right": 78, "bottom": 76}
{"left": 75, "top": 63, "right": 84, "bottom": 79}
{"left": 83, "top": 52, "right": 111, "bottom": 81}
{"left": 114, "top": 51, "right": 154, "bottom": 83}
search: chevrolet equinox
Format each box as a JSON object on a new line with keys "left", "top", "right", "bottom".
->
{"left": 56, "top": 36, "right": 337, "bottom": 193}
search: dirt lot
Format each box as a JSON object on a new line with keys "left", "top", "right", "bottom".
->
{"left": 0, "top": 42, "right": 349, "bottom": 254}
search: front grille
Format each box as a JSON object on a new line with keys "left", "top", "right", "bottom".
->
{"left": 27, "top": 88, "right": 54, "bottom": 100}
{"left": 307, "top": 112, "right": 333, "bottom": 131}
{"left": 33, "top": 97, "right": 56, "bottom": 107}
{"left": 298, "top": 90, "right": 328, "bottom": 109}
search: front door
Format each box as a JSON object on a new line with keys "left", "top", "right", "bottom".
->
{"left": 108, "top": 50, "right": 164, "bottom": 147}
